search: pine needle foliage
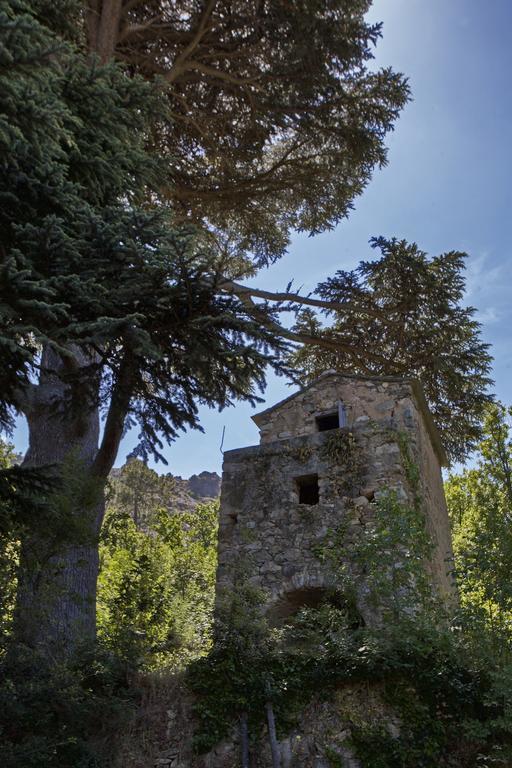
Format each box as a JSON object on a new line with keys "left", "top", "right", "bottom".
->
{"left": 0, "top": 0, "right": 291, "bottom": 457}
{"left": 81, "top": 0, "right": 411, "bottom": 265}
{"left": 290, "top": 237, "right": 493, "bottom": 461}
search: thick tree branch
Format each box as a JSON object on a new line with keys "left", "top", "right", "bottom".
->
{"left": 85, "top": 0, "right": 101, "bottom": 52}
{"left": 92, "top": 350, "right": 134, "bottom": 479}
{"left": 220, "top": 279, "right": 386, "bottom": 321}
{"left": 99, "top": 0, "right": 124, "bottom": 61}
{"left": 118, "top": 16, "right": 162, "bottom": 42}
{"left": 224, "top": 280, "right": 401, "bottom": 373}
{"left": 166, "top": 0, "right": 217, "bottom": 84}
{"left": 182, "top": 60, "right": 263, "bottom": 88}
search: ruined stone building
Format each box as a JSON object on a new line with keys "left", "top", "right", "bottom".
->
{"left": 216, "top": 371, "right": 455, "bottom": 628}
{"left": 160, "top": 373, "right": 457, "bottom": 768}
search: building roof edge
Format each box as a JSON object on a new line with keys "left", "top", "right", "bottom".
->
{"left": 251, "top": 371, "right": 448, "bottom": 467}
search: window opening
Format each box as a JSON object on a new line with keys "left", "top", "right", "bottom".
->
{"left": 316, "top": 412, "right": 339, "bottom": 431}
{"left": 296, "top": 474, "right": 319, "bottom": 505}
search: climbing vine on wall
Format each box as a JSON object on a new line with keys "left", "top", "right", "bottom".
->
{"left": 188, "top": 429, "right": 512, "bottom": 766}
{"left": 320, "top": 430, "right": 365, "bottom": 496}
{"left": 394, "top": 430, "right": 421, "bottom": 508}
{"left": 317, "top": 490, "right": 436, "bottom": 620}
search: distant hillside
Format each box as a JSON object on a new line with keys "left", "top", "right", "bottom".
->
{"left": 168, "top": 470, "right": 221, "bottom": 512}
{"left": 187, "top": 471, "right": 221, "bottom": 500}
{"left": 109, "top": 460, "right": 220, "bottom": 526}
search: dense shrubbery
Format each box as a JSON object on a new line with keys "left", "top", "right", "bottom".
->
{"left": 190, "top": 613, "right": 512, "bottom": 765}
{"left": 188, "top": 417, "right": 512, "bottom": 766}
{"left": 3, "top": 411, "right": 512, "bottom": 766}
{"left": 3, "top": 403, "right": 512, "bottom": 766}
{"left": 0, "top": 644, "right": 134, "bottom": 768}
{"left": 0, "top": 451, "right": 218, "bottom": 766}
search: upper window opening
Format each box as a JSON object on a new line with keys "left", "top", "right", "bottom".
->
{"left": 296, "top": 474, "right": 319, "bottom": 505}
{"left": 316, "top": 412, "right": 339, "bottom": 432}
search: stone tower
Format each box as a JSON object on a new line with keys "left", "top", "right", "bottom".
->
{"left": 216, "top": 372, "right": 455, "bottom": 623}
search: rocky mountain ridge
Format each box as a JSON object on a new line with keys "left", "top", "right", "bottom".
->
{"left": 171, "top": 470, "right": 221, "bottom": 511}
{"left": 109, "top": 460, "right": 221, "bottom": 523}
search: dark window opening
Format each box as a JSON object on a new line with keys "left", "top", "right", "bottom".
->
{"left": 316, "top": 411, "right": 340, "bottom": 432}
{"left": 296, "top": 474, "right": 319, "bottom": 505}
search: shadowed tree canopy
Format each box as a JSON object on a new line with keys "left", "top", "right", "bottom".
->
{"left": 1, "top": 0, "right": 410, "bottom": 445}
{"left": 0, "top": 1, "right": 292, "bottom": 651}
{"left": 37, "top": 0, "right": 410, "bottom": 263}
{"left": 289, "top": 237, "right": 493, "bottom": 461}
{"left": 11, "top": 2, "right": 495, "bottom": 655}
{"left": 0, "top": 1, "right": 294, "bottom": 444}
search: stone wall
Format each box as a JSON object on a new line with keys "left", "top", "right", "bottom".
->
{"left": 252, "top": 373, "right": 440, "bottom": 451}
{"left": 150, "top": 681, "right": 395, "bottom": 768}
{"left": 195, "top": 683, "right": 395, "bottom": 768}
{"left": 413, "top": 410, "right": 455, "bottom": 602}
{"left": 167, "top": 373, "right": 458, "bottom": 768}
{"left": 217, "top": 374, "right": 455, "bottom": 619}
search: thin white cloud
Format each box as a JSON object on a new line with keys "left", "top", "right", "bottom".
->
{"left": 465, "top": 252, "right": 509, "bottom": 307}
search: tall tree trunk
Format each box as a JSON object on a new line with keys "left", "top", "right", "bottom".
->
{"left": 15, "top": 347, "right": 104, "bottom": 655}
{"left": 240, "top": 711, "right": 249, "bottom": 768}
{"left": 265, "top": 700, "right": 281, "bottom": 768}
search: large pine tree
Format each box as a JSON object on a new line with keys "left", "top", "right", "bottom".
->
{"left": 2, "top": 1, "right": 410, "bottom": 653}
{"left": 289, "top": 238, "right": 493, "bottom": 460}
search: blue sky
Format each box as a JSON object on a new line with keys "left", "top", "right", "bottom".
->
{"left": 13, "top": 0, "right": 512, "bottom": 476}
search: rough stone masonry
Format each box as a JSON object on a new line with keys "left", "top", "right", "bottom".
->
{"left": 155, "top": 372, "right": 457, "bottom": 768}
{"left": 216, "top": 371, "right": 456, "bottom": 625}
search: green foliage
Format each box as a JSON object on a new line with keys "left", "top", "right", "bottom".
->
{"left": 357, "top": 493, "right": 434, "bottom": 615}
{"left": 0, "top": 3, "right": 508, "bottom": 765}
{"left": 0, "top": 439, "right": 60, "bottom": 641}
{"left": 395, "top": 430, "right": 421, "bottom": 501}
{"left": 107, "top": 459, "right": 177, "bottom": 530}
{"left": 0, "top": 448, "right": 215, "bottom": 765}
{"left": 446, "top": 402, "right": 512, "bottom": 657}
{"left": 0, "top": 0, "right": 160, "bottom": 426}
{"left": 318, "top": 489, "right": 435, "bottom": 620}
{"left": 1, "top": 0, "right": 291, "bottom": 457}
{"left": 79, "top": 1, "right": 410, "bottom": 265}
{"left": 320, "top": 429, "right": 365, "bottom": 496}
{"left": 0, "top": 457, "right": 218, "bottom": 765}
{"left": 0, "top": 643, "right": 134, "bottom": 768}
{"left": 189, "top": 555, "right": 274, "bottom": 752}
{"left": 0, "top": 441, "right": 19, "bottom": 639}
{"left": 189, "top": 445, "right": 512, "bottom": 765}
{"left": 290, "top": 237, "right": 493, "bottom": 461}
{"left": 190, "top": 599, "right": 512, "bottom": 764}
{"left": 98, "top": 484, "right": 218, "bottom": 669}
{"left": 188, "top": 486, "right": 441, "bottom": 754}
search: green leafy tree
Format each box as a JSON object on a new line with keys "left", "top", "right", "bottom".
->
{"left": 0, "top": 441, "right": 19, "bottom": 640}
{"left": 83, "top": 0, "right": 410, "bottom": 263}
{"left": 0, "top": 439, "right": 57, "bottom": 644}
{"left": 446, "top": 402, "right": 512, "bottom": 653}
{"left": 108, "top": 459, "right": 177, "bottom": 529}
{"left": 1, "top": 0, "right": 291, "bottom": 653}
{"left": 289, "top": 237, "right": 493, "bottom": 460}
{"left": 97, "top": 499, "right": 218, "bottom": 668}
